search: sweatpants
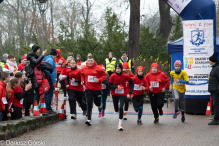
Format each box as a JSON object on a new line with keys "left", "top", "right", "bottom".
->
{"left": 132, "top": 94, "right": 144, "bottom": 120}
{"left": 211, "top": 92, "right": 219, "bottom": 121}
{"left": 68, "top": 89, "right": 87, "bottom": 115}
{"left": 174, "top": 89, "right": 185, "bottom": 111}
{"left": 98, "top": 93, "right": 108, "bottom": 112}
{"left": 85, "top": 89, "right": 102, "bottom": 120}
{"left": 124, "top": 97, "right": 131, "bottom": 111}
{"left": 11, "top": 105, "right": 22, "bottom": 120}
{"left": 112, "top": 95, "right": 126, "bottom": 119}
{"left": 149, "top": 92, "right": 164, "bottom": 119}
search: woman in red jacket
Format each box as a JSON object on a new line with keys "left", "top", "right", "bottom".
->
{"left": 145, "top": 63, "right": 169, "bottom": 124}
{"left": 132, "top": 66, "right": 146, "bottom": 125}
{"left": 109, "top": 63, "right": 134, "bottom": 131}
{"left": 11, "top": 72, "right": 32, "bottom": 120}
{"left": 66, "top": 59, "right": 87, "bottom": 119}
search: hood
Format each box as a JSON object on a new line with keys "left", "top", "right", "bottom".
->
{"left": 86, "top": 61, "right": 98, "bottom": 68}
{"left": 44, "top": 55, "right": 54, "bottom": 61}
{"left": 56, "top": 49, "right": 62, "bottom": 58}
{"left": 121, "top": 56, "right": 129, "bottom": 62}
{"left": 27, "top": 52, "right": 39, "bottom": 60}
{"left": 150, "top": 63, "right": 161, "bottom": 75}
{"left": 1, "top": 56, "right": 7, "bottom": 63}
{"left": 213, "top": 60, "right": 219, "bottom": 68}
{"left": 76, "top": 54, "right": 81, "bottom": 61}
{"left": 0, "top": 81, "right": 6, "bottom": 87}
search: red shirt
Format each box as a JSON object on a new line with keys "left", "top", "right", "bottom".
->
{"left": 0, "top": 81, "right": 7, "bottom": 111}
{"left": 81, "top": 62, "right": 107, "bottom": 91}
{"left": 13, "top": 84, "right": 24, "bottom": 108}
{"left": 109, "top": 73, "right": 131, "bottom": 96}
{"left": 132, "top": 75, "right": 146, "bottom": 95}
{"left": 61, "top": 66, "right": 71, "bottom": 76}
{"left": 145, "top": 70, "right": 170, "bottom": 93}
{"left": 18, "top": 63, "right": 26, "bottom": 71}
{"left": 67, "top": 68, "right": 83, "bottom": 91}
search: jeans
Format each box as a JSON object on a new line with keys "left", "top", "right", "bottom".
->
{"left": 44, "top": 81, "right": 54, "bottom": 111}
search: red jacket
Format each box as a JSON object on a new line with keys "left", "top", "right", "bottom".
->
{"left": 109, "top": 72, "right": 131, "bottom": 96}
{"left": 0, "top": 81, "right": 7, "bottom": 111}
{"left": 77, "top": 61, "right": 83, "bottom": 69}
{"left": 13, "top": 84, "right": 24, "bottom": 108}
{"left": 145, "top": 70, "right": 169, "bottom": 93}
{"left": 132, "top": 75, "right": 146, "bottom": 95}
{"left": 55, "top": 49, "right": 65, "bottom": 74}
{"left": 67, "top": 68, "right": 83, "bottom": 91}
{"left": 81, "top": 62, "right": 107, "bottom": 91}
{"left": 18, "top": 63, "right": 26, "bottom": 71}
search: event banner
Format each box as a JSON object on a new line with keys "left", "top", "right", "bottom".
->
{"left": 183, "top": 20, "right": 214, "bottom": 56}
{"left": 165, "top": 0, "right": 191, "bottom": 14}
{"left": 183, "top": 56, "right": 210, "bottom": 95}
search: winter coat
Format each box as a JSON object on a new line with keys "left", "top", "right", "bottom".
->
{"left": 22, "top": 80, "right": 34, "bottom": 103}
{"left": 43, "top": 55, "right": 56, "bottom": 83}
{"left": 208, "top": 61, "right": 219, "bottom": 93}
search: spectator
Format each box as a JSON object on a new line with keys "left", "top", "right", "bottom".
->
{"left": 4, "top": 54, "right": 18, "bottom": 79}
{"left": 17, "top": 55, "right": 28, "bottom": 72}
{"left": 43, "top": 49, "right": 57, "bottom": 114}
{"left": 0, "top": 53, "right": 8, "bottom": 68}
{"left": 105, "top": 52, "right": 117, "bottom": 77}
{"left": 76, "top": 54, "right": 83, "bottom": 69}
{"left": 68, "top": 52, "right": 74, "bottom": 59}
{"left": 26, "top": 45, "right": 47, "bottom": 103}
{"left": 119, "top": 51, "right": 134, "bottom": 74}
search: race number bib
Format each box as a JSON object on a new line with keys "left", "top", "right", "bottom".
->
{"left": 88, "top": 76, "right": 95, "bottom": 82}
{"left": 134, "top": 84, "right": 142, "bottom": 91}
{"left": 77, "top": 65, "right": 81, "bottom": 69}
{"left": 2, "top": 97, "right": 7, "bottom": 104}
{"left": 20, "top": 98, "right": 23, "bottom": 104}
{"left": 56, "top": 63, "right": 61, "bottom": 67}
{"left": 102, "top": 84, "right": 106, "bottom": 89}
{"left": 175, "top": 82, "right": 183, "bottom": 85}
{"left": 115, "top": 88, "right": 124, "bottom": 94}
{"left": 150, "top": 81, "right": 159, "bottom": 88}
{"left": 71, "top": 81, "right": 78, "bottom": 86}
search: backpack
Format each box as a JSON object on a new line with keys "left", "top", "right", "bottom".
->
{"left": 25, "top": 64, "right": 34, "bottom": 78}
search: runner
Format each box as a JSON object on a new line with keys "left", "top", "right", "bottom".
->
{"left": 169, "top": 60, "right": 189, "bottom": 122}
{"left": 123, "top": 62, "right": 134, "bottom": 120}
{"left": 132, "top": 66, "right": 146, "bottom": 125}
{"left": 145, "top": 63, "right": 169, "bottom": 124}
{"left": 66, "top": 59, "right": 87, "bottom": 119}
{"left": 81, "top": 56, "right": 107, "bottom": 125}
{"left": 109, "top": 63, "right": 134, "bottom": 130}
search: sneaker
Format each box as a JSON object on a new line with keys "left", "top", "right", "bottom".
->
{"left": 83, "top": 111, "right": 86, "bottom": 116}
{"left": 123, "top": 112, "right": 127, "bottom": 120}
{"left": 71, "top": 114, "right": 77, "bottom": 119}
{"left": 47, "top": 110, "right": 57, "bottom": 115}
{"left": 181, "top": 115, "right": 185, "bottom": 122}
{"left": 102, "top": 110, "right": 105, "bottom": 117}
{"left": 154, "top": 118, "right": 159, "bottom": 124}
{"left": 64, "top": 95, "right": 68, "bottom": 97}
{"left": 85, "top": 120, "right": 92, "bottom": 126}
{"left": 173, "top": 113, "right": 178, "bottom": 119}
{"left": 159, "top": 109, "right": 163, "bottom": 116}
{"left": 98, "top": 112, "right": 102, "bottom": 118}
{"left": 137, "top": 120, "right": 142, "bottom": 125}
{"left": 208, "top": 119, "right": 219, "bottom": 125}
{"left": 118, "top": 124, "right": 123, "bottom": 131}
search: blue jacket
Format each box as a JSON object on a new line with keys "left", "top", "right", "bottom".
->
{"left": 43, "top": 55, "right": 56, "bottom": 83}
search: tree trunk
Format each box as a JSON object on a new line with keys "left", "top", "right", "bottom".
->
{"left": 128, "top": 0, "right": 140, "bottom": 59}
{"left": 158, "top": 0, "right": 172, "bottom": 42}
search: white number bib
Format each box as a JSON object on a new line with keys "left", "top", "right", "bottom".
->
{"left": 115, "top": 88, "right": 124, "bottom": 94}
{"left": 134, "top": 84, "right": 142, "bottom": 91}
{"left": 175, "top": 82, "right": 183, "bottom": 85}
{"left": 88, "top": 76, "right": 95, "bottom": 82}
{"left": 77, "top": 65, "right": 81, "bottom": 69}
{"left": 102, "top": 84, "right": 106, "bottom": 89}
{"left": 2, "top": 97, "right": 7, "bottom": 104}
{"left": 71, "top": 81, "right": 78, "bottom": 86}
{"left": 150, "top": 81, "right": 159, "bottom": 88}
{"left": 20, "top": 98, "right": 23, "bottom": 104}
{"left": 56, "top": 63, "right": 61, "bottom": 67}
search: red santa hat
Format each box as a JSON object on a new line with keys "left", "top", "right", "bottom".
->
{"left": 21, "top": 55, "right": 27, "bottom": 63}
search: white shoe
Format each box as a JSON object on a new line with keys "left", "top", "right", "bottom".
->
{"left": 71, "top": 114, "right": 77, "bottom": 119}
{"left": 118, "top": 124, "right": 123, "bottom": 131}
{"left": 85, "top": 120, "right": 92, "bottom": 126}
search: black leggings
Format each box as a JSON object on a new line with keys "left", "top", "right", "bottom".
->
{"left": 112, "top": 95, "right": 126, "bottom": 119}
{"left": 149, "top": 93, "right": 165, "bottom": 119}
{"left": 68, "top": 89, "right": 87, "bottom": 115}
{"left": 124, "top": 97, "right": 131, "bottom": 111}
{"left": 11, "top": 105, "right": 22, "bottom": 120}
{"left": 57, "top": 73, "right": 66, "bottom": 96}
{"left": 25, "top": 102, "right": 32, "bottom": 116}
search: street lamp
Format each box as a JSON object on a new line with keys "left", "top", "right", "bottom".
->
{"left": 36, "top": 0, "right": 49, "bottom": 52}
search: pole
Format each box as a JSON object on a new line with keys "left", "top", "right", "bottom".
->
{"left": 42, "top": 13, "right": 44, "bottom": 52}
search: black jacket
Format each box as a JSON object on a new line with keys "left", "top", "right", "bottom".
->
{"left": 208, "top": 61, "right": 219, "bottom": 93}
{"left": 22, "top": 80, "right": 34, "bottom": 103}
{"left": 27, "top": 52, "right": 44, "bottom": 88}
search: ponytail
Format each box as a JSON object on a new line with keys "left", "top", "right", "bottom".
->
{"left": 6, "top": 77, "right": 19, "bottom": 100}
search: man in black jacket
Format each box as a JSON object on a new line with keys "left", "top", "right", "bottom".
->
{"left": 208, "top": 52, "right": 219, "bottom": 125}
{"left": 27, "top": 45, "right": 47, "bottom": 103}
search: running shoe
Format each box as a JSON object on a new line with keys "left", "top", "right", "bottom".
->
{"left": 208, "top": 120, "right": 219, "bottom": 125}
{"left": 173, "top": 113, "right": 178, "bottom": 119}
{"left": 118, "top": 124, "right": 123, "bottom": 131}
{"left": 98, "top": 112, "right": 102, "bottom": 118}
{"left": 85, "top": 120, "right": 92, "bottom": 126}
{"left": 159, "top": 109, "right": 163, "bottom": 116}
{"left": 137, "top": 120, "right": 142, "bottom": 125}
{"left": 83, "top": 111, "right": 86, "bottom": 116}
{"left": 123, "top": 112, "right": 127, "bottom": 120}
{"left": 102, "top": 110, "right": 105, "bottom": 117}
{"left": 71, "top": 114, "right": 77, "bottom": 119}
{"left": 181, "top": 115, "right": 185, "bottom": 122}
{"left": 154, "top": 118, "right": 159, "bottom": 124}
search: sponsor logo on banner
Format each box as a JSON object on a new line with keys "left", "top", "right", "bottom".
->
{"left": 190, "top": 29, "right": 205, "bottom": 47}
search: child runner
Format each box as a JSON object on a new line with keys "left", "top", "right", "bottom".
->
{"left": 109, "top": 63, "right": 134, "bottom": 130}
{"left": 169, "top": 60, "right": 189, "bottom": 122}
{"left": 132, "top": 66, "right": 146, "bottom": 125}
{"left": 66, "top": 59, "right": 87, "bottom": 119}
{"left": 123, "top": 62, "right": 134, "bottom": 120}
{"left": 145, "top": 63, "right": 169, "bottom": 124}
{"left": 98, "top": 64, "right": 109, "bottom": 118}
